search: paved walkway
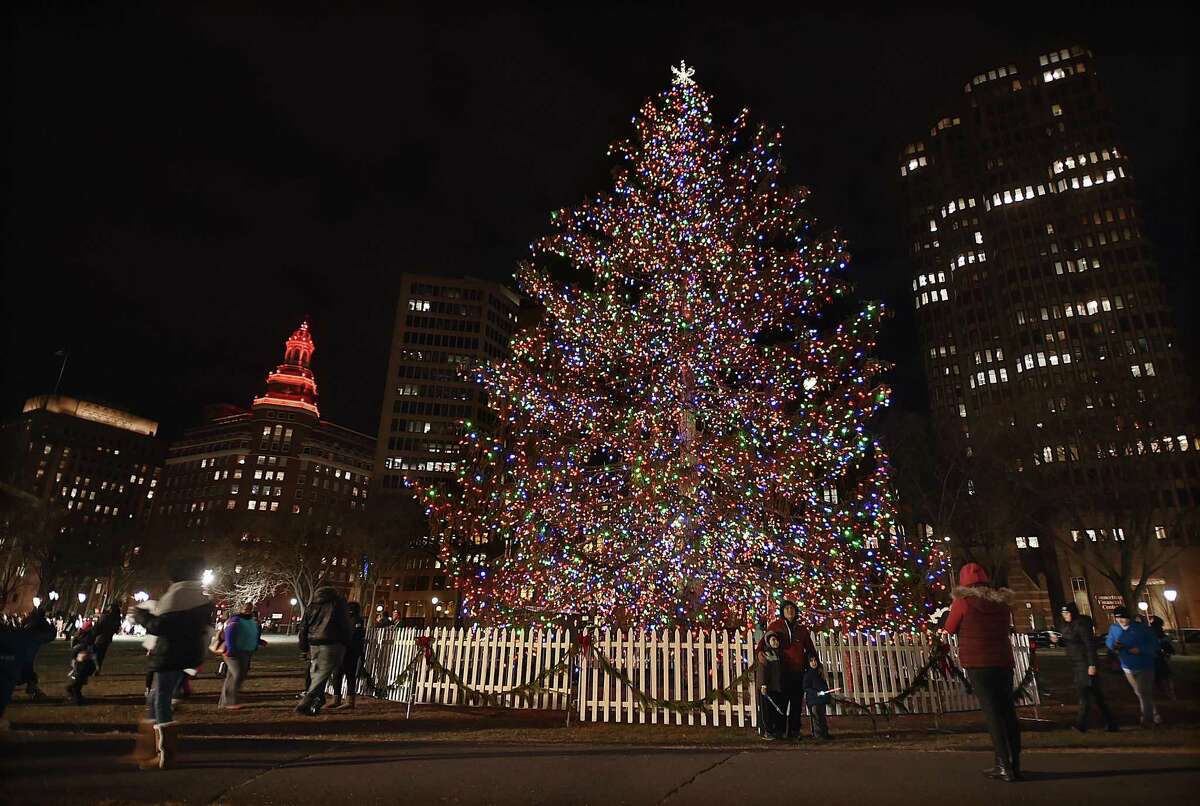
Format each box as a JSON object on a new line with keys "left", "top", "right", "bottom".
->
{"left": 3, "top": 734, "right": 1197, "bottom": 805}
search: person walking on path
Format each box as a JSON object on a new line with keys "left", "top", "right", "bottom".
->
{"left": 132, "top": 557, "right": 213, "bottom": 770}
{"left": 17, "top": 607, "right": 54, "bottom": 700}
{"left": 1054, "top": 603, "right": 1118, "bottom": 732}
{"left": 1149, "top": 616, "right": 1176, "bottom": 700}
{"left": 763, "top": 600, "right": 816, "bottom": 740}
{"left": 295, "top": 586, "right": 351, "bottom": 716}
{"left": 93, "top": 604, "right": 122, "bottom": 674}
{"left": 331, "top": 601, "right": 366, "bottom": 710}
{"left": 1105, "top": 606, "right": 1160, "bottom": 728}
{"left": 218, "top": 603, "right": 263, "bottom": 710}
{"left": 754, "top": 631, "right": 787, "bottom": 740}
{"left": 66, "top": 620, "right": 99, "bottom": 705}
{"left": 943, "top": 562, "right": 1021, "bottom": 782}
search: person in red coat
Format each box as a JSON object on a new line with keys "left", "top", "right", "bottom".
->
{"left": 763, "top": 600, "right": 816, "bottom": 739}
{"left": 943, "top": 562, "right": 1020, "bottom": 782}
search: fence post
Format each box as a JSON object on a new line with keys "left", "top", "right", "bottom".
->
{"left": 406, "top": 625, "right": 427, "bottom": 720}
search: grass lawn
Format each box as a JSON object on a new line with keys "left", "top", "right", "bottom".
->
{"left": 5, "top": 634, "right": 1199, "bottom": 752}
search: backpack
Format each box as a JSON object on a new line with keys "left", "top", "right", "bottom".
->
{"left": 232, "top": 617, "right": 260, "bottom": 653}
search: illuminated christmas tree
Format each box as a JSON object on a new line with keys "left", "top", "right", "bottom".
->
{"left": 421, "top": 63, "right": 946, "bottom": 630}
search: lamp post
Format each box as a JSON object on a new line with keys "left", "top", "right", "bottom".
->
{"left": 289, "top": 598, "right": 298, "bottom": 635}
{"left": 1164, "top": 589, "right": 1186, "bottom": 655}
{"left": 32, "top": 596, "right": 42, "bottom": 609}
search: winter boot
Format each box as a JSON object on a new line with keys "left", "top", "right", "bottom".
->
{"left": 127, "top": 719, "right": 157, "bottom": 763}
{"left": 138, "top": 721, "right": 179, "bottom": 770}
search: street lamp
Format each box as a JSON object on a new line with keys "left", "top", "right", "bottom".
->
{"left": 1164, "top": 589, "right": 1186, "bottom": 655}
{"left": 289, "top": 598, "right": 298, "bottom": 635}
{"left": 48, "top": 590, "right": 59, "bottom": 602}
{"left": 1137, "top": 601, "right": 1149, "bottom": 613}
{"left": 202, "top": 569, "right": 215, "bottom": 588}
{"left": 133, "top": 591, "right": 149, "bottom": 603}
{"left": 32, "top": 596, "right": 42, "bottom": 609}
{"left": 77, "top": 593, "right": 87, "bottom": 604}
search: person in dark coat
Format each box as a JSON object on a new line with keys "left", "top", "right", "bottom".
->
{"left": 763, "top": 600, "right": 816, "bottom": 739}
{"left": 943, "top": 562, "right": 1021, "bottom": 782}
{"left": 755, "top": 631, "right": 786, "bottom": 739}
{"left": 92, "top": 604, "right": 122, "bottom": 674}
{"left": 131, "top": 556, "right": 214, "bottom": 770}
{"left": 66, "top": 620, "right": 99, "bottom": 705}
{"left": 16, "top": 607, "right": 55, "bottom": 699}
{"left": 331, "top": 601, "right": 366, "bottom": 710}
{"left": 295, "top": 586, "right": 352, "bottom": 716}
{"left": 1148, "top": 616, "right": 1175, "bottom": 700}
{"left": 802, "top": 655, "right": 833, "bottom": 740}
{"left": 1053, "top": 603, "right": 1117, "bottom": 732}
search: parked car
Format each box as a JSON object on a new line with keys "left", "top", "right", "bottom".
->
{"left": 1025, "top": 630, "right": 1062, "bottom": 647}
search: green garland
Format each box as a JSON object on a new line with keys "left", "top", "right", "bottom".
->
{"left": 587, "top": 646, "right": 759, "bottom": 716}
{"left": 374, "top": 634, "right": 1036, "bottom": 724}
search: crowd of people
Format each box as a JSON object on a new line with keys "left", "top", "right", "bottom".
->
{"left": 0, "top": 558, "right": 1184, "bottom": 778}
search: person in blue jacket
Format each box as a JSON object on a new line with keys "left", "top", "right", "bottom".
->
{"left": 1105, "top": 606, "right": 1160, "bottom": 727}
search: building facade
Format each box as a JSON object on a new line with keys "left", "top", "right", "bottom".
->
{"left": 899, "top": 46, "right": 1198, "bottom": 630}
{"left": 153, "top": 321, "right": 375, "bottom": 616}
{"left": 372, "top": 274, "right": 521, "bottom": 625}
{"left": 0, "top": 395, "right": 162, "bottom": 612}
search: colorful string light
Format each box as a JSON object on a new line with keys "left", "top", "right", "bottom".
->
{"left": 416, "top": 72, "right": 947, "bottom": 630}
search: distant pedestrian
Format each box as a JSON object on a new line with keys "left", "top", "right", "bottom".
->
{"left": 803, "top": 655, "right": 833, "bottom": 740}
{"left": 1148, "top": 616, "right": 1175, "bottom": 700}
{"left": 331, "top": 601, "right": 366, "bottom": 710}
{"left": 754, "top": 631, "right": 786, "bottom": 739}
{"left": 943, "top": 562, "right": 1021, "bottom": 782}
{"left": 93, "top": 604, "right": 122, "bottom": 674}
{"left": 219, "top": 603, "right": 263, "bottom": 710}
{"left": 132, "top": 557, "right": 214, "bottom": 769}
{"left": 1105, "top": 606, "right": 1160, "bottom": 728}
{"left": 1053, "top": 603, "right": 1117, "bottom": 732}
{"left": 295, "top": 586, "right": 351, "bottom": 716}
{"left": 763, "top": 599, "right": 816, "bottom": 740}
{"left": 17, "top": 608, "right": 54, "bottom": 699}
{"left": 66, "top": 621, "right": 99, "bottom": 705}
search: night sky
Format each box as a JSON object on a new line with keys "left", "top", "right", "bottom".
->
{"left": 4, "top": 8, "right": 1196, "bottom": 438}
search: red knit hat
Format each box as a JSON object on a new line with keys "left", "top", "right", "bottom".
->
{"left": 957, "top": 562, "right": 991, "bottom": 587}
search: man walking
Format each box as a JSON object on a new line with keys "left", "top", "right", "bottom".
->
{"left": 132, "top": 557, "right": 213, "bottom": 769}
{"left": 295, "top": 586, "right": 351, "bottom": 716}
{"left": 93, "top": 604, "right": 122, "bottom": 674}
{"left": 1054, "top": 603, "right": 1117, "bottom": 732}
{"left": 1106, "top": 606, "right": 1160, "bottom": 728}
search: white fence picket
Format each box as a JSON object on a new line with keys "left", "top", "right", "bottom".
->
{"left": 354, "top": 626, "right": 1036, "bottom": 728}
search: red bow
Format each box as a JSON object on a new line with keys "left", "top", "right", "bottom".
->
{"left": 576, "top": 634, "right": 592, "bottom": 653}
{"left": 415, "top": 635, "right": 432, "bottom": 660}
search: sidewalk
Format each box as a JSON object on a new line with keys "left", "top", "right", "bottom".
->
{"left": 2, "top": 734, "right": 1197, "bottom": 805}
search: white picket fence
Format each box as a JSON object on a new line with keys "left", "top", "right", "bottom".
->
{"left": 346, "top": 625, "right": 1039, "bottom": 729}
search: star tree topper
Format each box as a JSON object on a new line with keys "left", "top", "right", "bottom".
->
{"left": 670, "top": 60, "right": 696, "bottom": 86}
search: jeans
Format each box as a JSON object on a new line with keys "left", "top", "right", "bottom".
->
{"left": 146, "top": 670, "right": 185, "bottom": 724}
{"left": 1075, "top": 675, "right": 1116, "bottom": 730}
{"left": 332, "top": 652, "right": 360, "bottom": 701}
{"left": 219, "top": 652, "right": 252, "bottom": 707}
{"left": 1122, "top": 668, "right": 1158, "bottom": 726}
{"left": 301, "top": 644, "right": 345, "bottom": 706}
{"left": 967, "top": 667, "right": 1021, "bottom": 767}
{"left": 783, "top": 675, "right": 805, "bottom": 737}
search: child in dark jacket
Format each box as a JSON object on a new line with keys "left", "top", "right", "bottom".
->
{"left": 755, "top": 631, "right": 787, "bottom": 739}
{"left": 66, "top": 622, "right": 98, "bottom": 705}
{"left": 803, "top": 656, "right": 832, "bottom": 740}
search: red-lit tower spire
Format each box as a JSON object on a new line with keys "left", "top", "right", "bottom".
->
{"left": 253, "top": 319, "right": 320, "bottom": 418}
